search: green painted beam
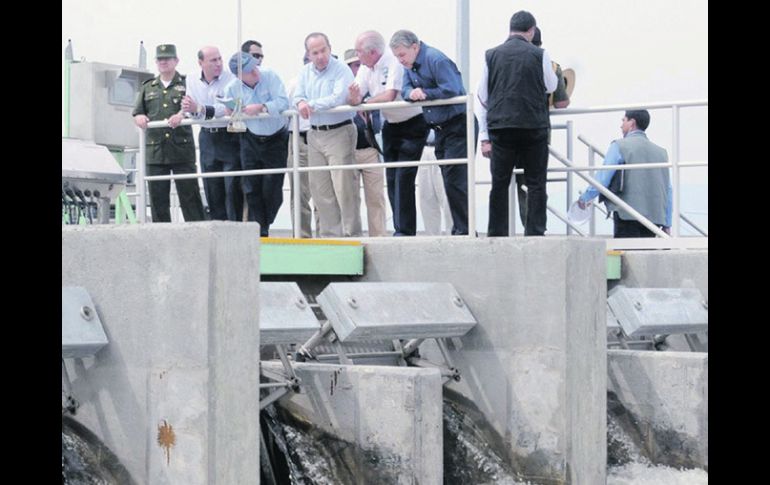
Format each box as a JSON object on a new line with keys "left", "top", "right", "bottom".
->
{"left": 260, "top": 238, "right": 364, "bottom": 275}
{"left": 607, "top": 251, "right": 622, "bottom": 280}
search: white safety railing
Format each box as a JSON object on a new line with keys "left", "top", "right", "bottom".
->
{"left": 136, "top": 94, "right": 476, "bottom": 237}
{"left": 135, "top": 97, "right": 707, "bottom": 245}
{"left": 549, "top": 99, "right": 708, "bottom": 238}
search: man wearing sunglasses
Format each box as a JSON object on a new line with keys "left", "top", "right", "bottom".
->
{"left": 241, "top": 40, "right": 264, "bottom": 66}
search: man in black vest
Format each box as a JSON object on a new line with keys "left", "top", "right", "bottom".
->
{"left": 480, "top": 11, "right": 557, "bottom": 236}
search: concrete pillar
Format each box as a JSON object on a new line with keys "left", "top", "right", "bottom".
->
{"left": 607, "top": 349, "right": 708, "bottom": 470}
{"left": 62, "top": 222, "right": 261, "bottom": 484}
{"left": 360, "top": 237, "right": 607, "bottom": 484}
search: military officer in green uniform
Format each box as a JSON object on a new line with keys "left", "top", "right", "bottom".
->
{"left": 133, "top": 44, "right": 205, "bottom": 222}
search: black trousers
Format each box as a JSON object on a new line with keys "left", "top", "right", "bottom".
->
{"left": 432, "top": 114, "right": 478, "bottom": 235}
{"left": 487, "top": 127, "right": 549, "bottom": 236}
{"left": 240, "top": 129, "right": 289, "bottom": 236}
{"left": 382, "top": 114, "right": 429, "bottom": 236}
{"left": 147, "top": 163, "right": 206, "bottom": 222}
{"left": 199, "top": 129, "right": 243, "bottom": 221}
{"left": 613, "top": 212, "right": 659, "bottom": 238}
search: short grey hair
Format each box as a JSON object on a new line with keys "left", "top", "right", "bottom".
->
{"left": 389, "top": 30, "right": 419, "bottom": 50}
{"left": 358, "top": 30, "right": 385, "bottom": 54}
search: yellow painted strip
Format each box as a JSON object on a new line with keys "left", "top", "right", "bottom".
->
{"left": 261, "top": 237, "right": 362, "bottom": 247}
{"left": 607, "top": 250, "right": 624, "bottom": 256}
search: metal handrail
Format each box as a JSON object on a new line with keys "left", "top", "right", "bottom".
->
{"left": 136, "top": 95, "right": 475, "bottom": 236}
{"left": 549, "top": 99, "right": 707, "bottom": 116}
{"left": 136, "top": 96, "right": 707, "bottom": 242}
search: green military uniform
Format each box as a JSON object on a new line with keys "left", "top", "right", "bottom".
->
{"left": 133, "top": 71, "right": 195, "bottom": 164}
{"left": 132, "top": 44, "right": 205, "bottom": 222}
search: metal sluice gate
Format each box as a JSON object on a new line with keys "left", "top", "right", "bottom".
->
{"left": 605, "top": 286, "right": 708, "bottom": 351}
{"left": 259, "top": 282, "right": 478, "bottom": 409}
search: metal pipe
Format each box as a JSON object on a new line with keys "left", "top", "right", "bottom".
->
{"left": 508, "top": 174, "right": 517, "bottom": 236}
{"left": 259, "top": 387, "right": 290, "bottom": 410}
{"left": 456, "top": 0, "right": 470, "bottom": 92}
{"left": 291, "top": 113, "right": 301, "bottom": 238}
{"left": 681, "top": 214, "right": 707, "bottom": 236}
{"left": 549, "top": 99, "right": 707, "bottom": 116}
{"left": 566, "top": 120, "right": 574, "bottom": 235}
{"left": 143, "top": 157, "right": 472, "bottom": 181}
{"left": 137, "top": 128, "right": 147, "bottom": 223}
{"left": 144, "top": 96, "right": 469, "bottom": 129}
{"left": 259, "top": 382, "right": 292, "bottom": 389}
{"left": 64, "top": 57, "right": 71, "bottom": 137}
{"left": 671, "top": 104, "right": 681, "bottom": 236}
{"left": 466, "top": 92, "right": 476, "bottom": 237}
{"left": 547, "top": 204, "right": 586, "bottom": 236}
{"left": 314, "top": 351, "right": 404, "bottom": 360}
{"left": 298, "top": 321, "right": 334, "bottom": 357}
{"left": 260, "top": 366, "right": 288, "bottom": 382}
{"left": 401, "top": 338, "right": 425, "bottom": 356}
{"left": 588, "top": 148, "right": 596, "bottom": 236}
{"left": 577, "top": 135, "right": 606, "bottom": 157}
{"left": 276, "top": 344, "right": 298, "bottom": 382}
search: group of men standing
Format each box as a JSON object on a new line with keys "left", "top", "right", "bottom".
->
{"left": 132, "top": 9, "right": 669, "bottom": 239}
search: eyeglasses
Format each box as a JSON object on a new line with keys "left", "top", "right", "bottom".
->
{"left": 251, "top": 53, "right": 264, "bottom": 59}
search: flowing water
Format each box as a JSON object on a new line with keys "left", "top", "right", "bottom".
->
{"left": 61, "top": 416, "right": 136, "bottom": 485}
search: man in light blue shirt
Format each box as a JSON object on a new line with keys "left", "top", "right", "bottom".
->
{"left": 225, "top": 52, "right": 289, "bottom": 237}
{"left": 293, "top": 32, "right": 361, "bottom": 237}
{"left": 577, "top": 110, "right": 672, "bottom": 237}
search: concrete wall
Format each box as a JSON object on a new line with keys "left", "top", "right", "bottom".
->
{"left": 607, "top": 350, "right": 708, "bottom": 470}
{"left": 264, "top": 361, "right": 444, "bottom": 485}
{"left": 359, "top": 237, "right": 607, "bottom": 485}
{"left": 617, "top": 250, "right": 708, "bottom": 301}
{"left": 62, "top": 223, "right": 261, "bottom": 485}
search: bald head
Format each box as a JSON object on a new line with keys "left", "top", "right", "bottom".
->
{"left": 197, "top": 46, "right": 223, "bottom": 81}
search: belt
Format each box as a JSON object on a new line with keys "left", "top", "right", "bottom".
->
{"left": 202, "top": 127, "right": 227, "bottom": 133}
{"left": 430, "top": 113, "right": 464, "bottom": 131}
{"left": 310, "top": 119, "right": 352, "bottom": 131}
{"left": 246, "top": 128, "right": 287, "bottom": 143}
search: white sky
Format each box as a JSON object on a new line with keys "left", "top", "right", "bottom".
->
{"left": 62, "top": 0, "right": 708, "bottom": 232}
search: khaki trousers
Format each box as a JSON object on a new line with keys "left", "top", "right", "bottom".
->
{"left": 307, "top": 124, "right": 362, "bottom": 237}
{"left": 355, "top": 147, "right": 387, "bottom": 236}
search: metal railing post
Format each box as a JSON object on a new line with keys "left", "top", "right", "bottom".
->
{"left": 508, "top": 174, "right": 517, "bottom": 235}
{"left": 137, "top": 128, "right": 147, "bottom": 223}
{"left": 565, "top": 120, "right": 574, "bottom": 235}
{"left": 466, "top": 92, "right": 476, "bottom": 237}
{"left": 588, "top": 147, "right": 596, "bottom": 237}
{"left": 291, "top": 113, "right": 301, "bottom": 238}
{"left": 671, "top": 104, "right": 681, "bottom": 236}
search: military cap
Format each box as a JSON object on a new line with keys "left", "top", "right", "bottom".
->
{"left": 156, "top": 44, "right": 177, "bottom": 59}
